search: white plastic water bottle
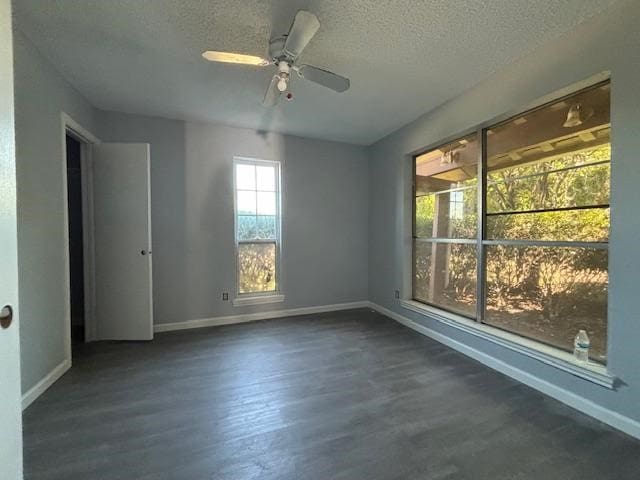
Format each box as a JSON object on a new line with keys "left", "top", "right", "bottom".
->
{"left": 574, "top": 330, "right": 590, "bottom": 363}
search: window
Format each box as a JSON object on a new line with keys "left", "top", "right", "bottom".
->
{"left": 234, "top": 158, "right": 281, "bottom": 297}
{"left": 414, "top": 134, "right": 479, "bottom": 317}
{"left": 413, "top": 80, "right": 610, "bottom": 363}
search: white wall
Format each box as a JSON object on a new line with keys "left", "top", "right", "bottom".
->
{"left": 98, "top": 112, "right": 369, "bottom": 326}
{"left": 13, "top": 29, "right": 98, "bottom": 393}
{"left": 368, "top": 0, "right": 640, "bottom": 425}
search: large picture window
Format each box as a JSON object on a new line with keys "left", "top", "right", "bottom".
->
{"left": 234, "top": 158, "right": 281, "bottom": 296}
{"left": 413, "top": 80, "right": 610, "bottom": 363}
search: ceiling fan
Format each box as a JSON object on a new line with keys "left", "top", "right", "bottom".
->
{"left": 202, "top": 10, "right": 350, "bottom": 106}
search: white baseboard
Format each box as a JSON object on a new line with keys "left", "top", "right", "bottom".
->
{"left": 22, "top": 357, "right": 71, "bottom": 410}
{"left": 154, "top": 301, "right": 370, "bottom": 333}
{"left": 369, "top": 302, "right": 640, "bottom": 441}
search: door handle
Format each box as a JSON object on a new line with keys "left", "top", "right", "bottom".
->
{"left": 141, "top": 250, "right": 152, "bottom": 255}
{"left": 0, "top": 305, "right": 13, "bottom": 329}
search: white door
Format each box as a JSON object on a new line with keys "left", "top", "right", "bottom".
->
{"left": 92, "top": 143, "right": 153, "bottom": 340}
{"left": 0, "top": 0, "right": 24, "bottom": 478}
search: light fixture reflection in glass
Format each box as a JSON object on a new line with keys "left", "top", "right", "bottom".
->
{"left": 563, "top": 103, "right": 593, "bottom": 128}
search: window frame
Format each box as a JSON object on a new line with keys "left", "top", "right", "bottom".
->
{"left": 410, "top": 74, "right": 611, "bottom": 370}
{"left": 232, "top": 156, "right": 283, "bottom": 301}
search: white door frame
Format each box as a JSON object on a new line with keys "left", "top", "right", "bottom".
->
{"left": 60, "top": 112, "right": 100, "bottom": 358}
{"left": 1, "top": 0, "right": 23, "bottom": 475}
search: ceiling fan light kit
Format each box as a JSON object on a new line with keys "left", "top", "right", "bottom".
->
{"left": 276, "top": 61, "right": 290, "bottom": 92}
{"left": 202, "top": 10, "right": 350, "bottom": 106}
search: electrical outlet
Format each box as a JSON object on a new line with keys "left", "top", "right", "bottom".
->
{"left": 394, "top": 290, "right": 400, "bottom": 299}
{"left": 222, "top": 292, "right": 229, "bottom": 301}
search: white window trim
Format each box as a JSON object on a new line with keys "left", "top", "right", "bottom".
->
{"left": 232, "top": 294, "right": 285, "bottom": 307}
{"left": 400, "top": 299, "right": 615, "bottom": 388}
{"left": 233, "top": 156, "right": 283, "bottom": 303}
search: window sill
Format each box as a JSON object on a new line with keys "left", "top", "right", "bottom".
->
{"left": 232, "top": 294, "right": 285, "bottom": 307}
{"left": 399, "top": 299, "right": 616, "bottom": 389}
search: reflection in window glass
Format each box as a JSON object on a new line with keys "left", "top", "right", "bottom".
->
{"left": 412, "top": 80, "right": 611, "bottom": 364}
{"left": 485, "top": 245, "right": 607, "bottom": 362}
{"left": 415, "top": 188, "right": 477, "bottom": 239}
{"left": 486, "top": 142, "right": 610, "bottom": 242}
{"left": 486, "top": 153, "right": 610, "bottom": 214}
{"left": 485, "top": 81, "right": 610, "bottom": 362}
{"left": 413, "top": 134, "right": 479, "bottom": 315}
{"left": 450, "top": 190, "right": 465, "bottom": 220}
{"left": 415, "top": 134, "right": 478, "bottom": 240}
{"left": 487, "top": 208, "right": 609, "bottom": 242}
{"left": 413, "top": 240, "right": 477, "bottom": 317}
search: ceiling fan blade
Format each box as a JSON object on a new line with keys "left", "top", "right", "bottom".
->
{"left": 202, "top": 51, "right": 270, "bottom": 66}
{"left": 283, "top": 10, "right": 320, "bottom": 59}
{"left": 263, "top": 75, "right": 281, "bottom": 107}
{"left": 297, "top": 65, "right": 350, "bottom": 92}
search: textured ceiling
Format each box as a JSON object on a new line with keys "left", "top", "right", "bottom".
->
{"left": 14, "top": 0, "right": 617, "bottom": 145}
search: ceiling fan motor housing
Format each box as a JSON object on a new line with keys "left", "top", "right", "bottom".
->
{"left": 269, "top": 36, "right": 291, "bottom": 63}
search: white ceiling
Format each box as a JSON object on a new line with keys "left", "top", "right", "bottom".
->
{"left": 14, "top": 0, "right": 617, "bottom": 145}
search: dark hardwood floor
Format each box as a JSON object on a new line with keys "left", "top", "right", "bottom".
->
{"left": 23, "top": 308, "right": 640, "bottom": 479}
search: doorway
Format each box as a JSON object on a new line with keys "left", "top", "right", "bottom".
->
{"left": 66, "top": 133, "right": 85, "bottom": 346}
{"left": 60, "top": 114, "right": 153, "bottom": 355}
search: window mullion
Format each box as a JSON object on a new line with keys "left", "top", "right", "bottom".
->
{"left": 476, "top": 127, "right": 487, "bottom": 323}
{"left": 412, "top": 155, "right": 417, "bottom": 302}
{"left": 238, "top": 239, "right": 276, "bottom": 245}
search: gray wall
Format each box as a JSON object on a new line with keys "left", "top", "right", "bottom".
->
{"left": 14, "top": 0, "right": 640, "bottom": 432}
{"left": 368, "top": 0, "right": 640, "bottom": 423}
{"left": 97, "top": 113, "right": 369, "bottom": 326}
{"left": 14, "top": 29, "right": 368, "bottom": 395}
{"left": 14, "top": 29, "right": 98, "bottom": 393}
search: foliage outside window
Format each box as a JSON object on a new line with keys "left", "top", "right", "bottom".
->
{"left": 413, "top": 81, "right": 610, "bottom": 363}
{"left": 414, "top": 133, "right": 479, "bottom": 317}
{"left": 234, "top": 159, "right": 281, "bottom": 295}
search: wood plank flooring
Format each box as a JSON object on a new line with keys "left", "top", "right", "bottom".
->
{"left": 23, "top": 308, "right": 640, "bottom": 479}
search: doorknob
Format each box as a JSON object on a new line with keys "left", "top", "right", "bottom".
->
{"left": 141, "top": 250, "right": 152, "bottom": 255}
{"left": 0, "top": 305, "right": 13, "bottom": 329}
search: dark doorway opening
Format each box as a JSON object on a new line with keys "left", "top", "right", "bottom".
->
{"left": 66, "top": 134, "right": 85, "bottom": 345}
